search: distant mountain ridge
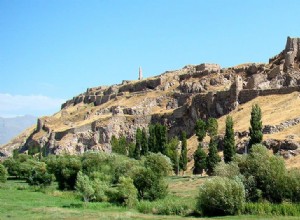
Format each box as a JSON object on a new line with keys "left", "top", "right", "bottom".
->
{"left": 0, "top": 115, "right": 37, "bottom": 145}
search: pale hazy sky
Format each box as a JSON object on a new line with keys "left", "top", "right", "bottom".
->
{"left": 1, "top": 0, "right": 300, "bottom": 117}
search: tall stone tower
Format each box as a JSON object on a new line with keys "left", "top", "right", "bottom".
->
{"left": 138, "top": 67, "right": 143, "bottom": 80}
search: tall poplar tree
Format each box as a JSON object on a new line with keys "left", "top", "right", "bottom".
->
{"left": 141, "top": 128, "right": 148, "bottom": 156}
{"left": 223, "top": 116, "right": 236, "bottom": 163}
{"left": 206, "top": 138, "right": 221, "bottom": 175}
{"left": 249, "top": 104, "right": 263, "bottom": 151}
{"left": 195, "top": 119, "right": 206, "bottom": 142}
{"left": 193, "top": 144, "right": 207, "bottom": 176}
{"left": 179, "top": 131, "right": 188, "bottom": 174}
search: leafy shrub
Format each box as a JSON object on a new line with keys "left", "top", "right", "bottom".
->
{"left": 143, "top": 152, "right": 173, "bottom": 178}
{"left": 285, "top": 169, "right": 300, "bottom": 202}
{"left": 92, "top": 178, "right": 109, "bottom": 202}
{"left": 3, "top": 158, "right": 20, "bottom": 177}
{"left": 133, "top": 167, "right": 168, "bottom": 201}
{"left": 240, "top": 144, "right": 287, "bottom": 203}
{"left": 27, "top": 162, "right": 53, "bottom": 186}
{"left": 0, "top": 164, "right": 8, "bottom": 183}
{"left": 76, "top": 171, "right": 94, "bottom": 202}
{"left": 46, "top": 155, "right": 82, "bottom": 190}
{"left": 214, "top": 161, "right": 240, "bottom": 178}
{"left": 114, "top": 177, "right": 138, "bottom": 207}
{"left": 196, "top": 176, "right": 245, "bottom": 216}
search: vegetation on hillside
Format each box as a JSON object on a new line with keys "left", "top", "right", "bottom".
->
{"left": 1, "top": 104, "right": 300, "bottom": 218}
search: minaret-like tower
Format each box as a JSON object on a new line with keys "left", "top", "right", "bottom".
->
{"left": 138, "top": 66, "right": 143, "bottom": 80}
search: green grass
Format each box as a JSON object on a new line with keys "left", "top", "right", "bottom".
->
{"left": 1, "top": 179, "right": 300, "bottom": 220}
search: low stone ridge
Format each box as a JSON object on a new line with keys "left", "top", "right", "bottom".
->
{"left": 1, "top": 36, "right": 300, "bottom": 158}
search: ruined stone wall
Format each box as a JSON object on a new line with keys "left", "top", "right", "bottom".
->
{"left": 238, "top": 86, "right": 300, "bottom": 104}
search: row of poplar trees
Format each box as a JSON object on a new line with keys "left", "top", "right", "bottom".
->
{"left": 193, "top": 104, "right": 263, "bottom": 176}
{"left": 111, "top": 123, "right": 188, "bottom": 175}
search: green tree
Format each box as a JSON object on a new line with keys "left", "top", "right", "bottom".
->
{"left": 206, "top": 138, "right": 221, "bottom": 176}
{"left": 148, "top": 125, "right": 157, "bottom": 152}
{"left": 132, "top": 167, "right": 168, "bottom": 201}
{"left": 140, "top": 128, "right": 148, "bottom": 156}
{"left": 195, "top": 119, "right": 206, "bottom": 142}
{"left": 114, "top": 176, "right": 138, "bottom": 207}
{"left": 193, "top": 144, "right": 207, "bottom": 175}
{"left": 207, "top": 118, "right": 218, "bottom": 138}
{"left": 165, "top": 137, "right": 180, "bottom": 175}
{"left": 0, "top": 164, "right": 8, "bottom": 183}
{"left": 223, "top": 116, "right": 236, "bottom": 163}
{"left": 46, "top": 155, "right": 82, "bottom": 190}
{"left": 76, "top": 171, "right": 95, "bottom": 202}
{"left": 134, "top": 128, "right": 142, "bottom": 159}
{"left": 197, "top": 177, "right": 245, "bottom": 216}
{"left": 179, "top": 131, "right": 188, "bottom": 174}
{"left": 143, "top": 152, "right": 173, "bottom": 178}
{"left": 248, "top": 104, "right": 263, "bottom": 150}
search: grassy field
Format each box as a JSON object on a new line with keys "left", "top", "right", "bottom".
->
{"left": 1, "top": 178, "right": 300, "bottom": 220}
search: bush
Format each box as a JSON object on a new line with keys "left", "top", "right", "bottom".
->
{"left": 46, "top": 155, "right": 82, "bottom": 190}
{"left": 3, "top": 158, "right": 20, "bottom": 177}
{"left": 285, "top": 169, "right": 300, "bottom": 202}
{"left": 0, "top": 164, "right": 8, "bottom": 183}
{"left": 27, "top": 162, "right": 53, "bottom": 186}
{"left": 114, "top": 177, "right": 138, "bottom": 207}
{"left": 76, "top": 171, "right": 94, "bottom": 202}
{"left": 196, "top": 176, "right": 245, "bottom": 216}
{"left": 143, "top": 152, "right": 173, "bottom": 178}
{"left": 214, "top": 161, "right": 240, "bottom": 178}
{"left": 92, "top": 178, "right": 109, "bottom": 202}
{"left": 241, "top": 144, "right": 287, "bottom": 202}
{"left": 133, "top": 167, "right": 168, "bottom": 201}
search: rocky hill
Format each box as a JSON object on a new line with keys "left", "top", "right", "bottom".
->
{"left": 1, "top": 37, "right": 300, "bottom": 165}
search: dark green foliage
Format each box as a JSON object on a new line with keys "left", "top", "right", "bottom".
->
{"left": 179, "top": 131, "right": 188, "bottom": 173}
{"left": 207, "top": 118, "right": 218, "bottom": 138}
{"left": 197, "top": 177, "right": 245, "bottom": 216}
{"left": 133, "top": 153, "right": 171, "bottom": 201}
{"left": 133, "top": 168, "right": 168, "bottom": 201}
{"left": 111, "top": 135, "right": 134, "bottom": 156}
{"left": 140, "top": 128, "right": 148, "bottom": 156}
{"left": 223, "top": 116, "right": 236, "bottom": 163}
{"left": 112, "top": 176, "right": 138, "bottom": 207}
{"left": 249, "top": 104, "right": 263, "bottom": 149}
{"left": 111, "top": 135, "right": 127, "bottom": 155}
{"left": 0, "top": 164, "right": 8, "bottom": 183}
{"left": 143, "top": 152, "right": 173, "bottom": 178}
{"left": 193, "top": 144, "right": 207, "bottom": 175}
{"left": 27, "top": 169, "right": 53, "bottom": 187}
{"left": 148, "top": 125, "right": 157, "bottom": 152}
{"left": 206, "top": 138, "right": 221, "bottom": 176}
{"left": 148, "top": 124, "right": 167, "bottom": 154}
{"left": 76, "top": 171, "right": 94, "bottom": 202}
{"left": 165, "top": 137, "right": 180, "bottom": 175}
{"left": 28, "top": 144, "right": 41, "bottom": 156}
{"left": 195, "top": 119, "right": 206, "bottom": 142}
{"left": 134, "top": 128, "right": 142, "bottom": 159}
{"left": 3, "top": 158, "right": 20, "bottom": 177}
{"left": 237, "top": 144, "right": 288, "bottom": 203}
{"left": 286, "top": 169, "right": 300, "bottom": 202}
{"left": 46, "top": 155, "right": 82, "bottom": 190}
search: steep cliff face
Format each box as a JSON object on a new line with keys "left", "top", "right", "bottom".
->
{"left": 1, "top": 37, "right": 300, "bottom": 157}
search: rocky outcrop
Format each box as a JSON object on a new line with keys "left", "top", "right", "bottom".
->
{"left": 263, "top": 117, "right": 300, "bottom": 134}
